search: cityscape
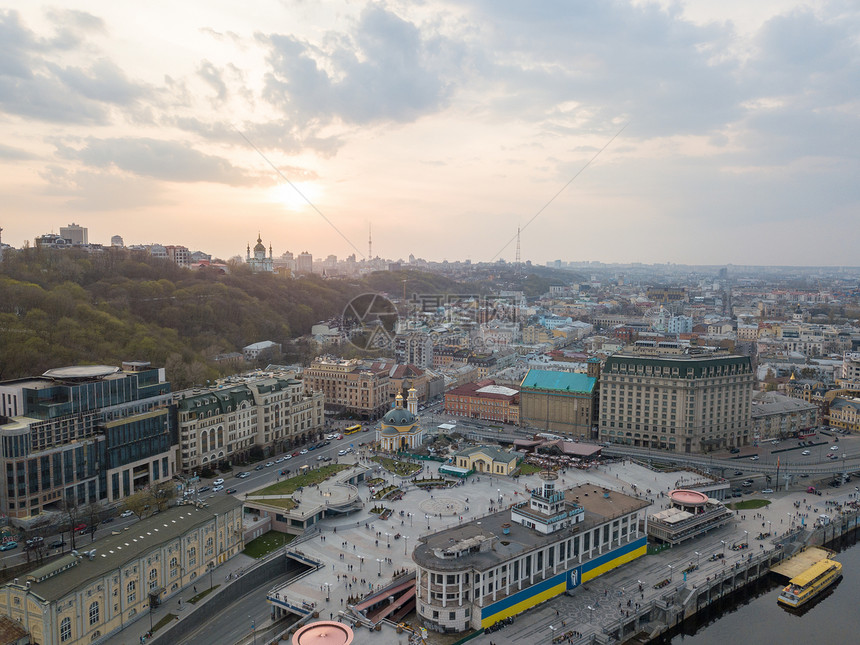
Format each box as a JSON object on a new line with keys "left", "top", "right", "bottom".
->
{"left": 2, "top": 2, "right": 860, "bottom": 645}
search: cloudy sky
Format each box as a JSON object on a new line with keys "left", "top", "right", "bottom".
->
{"left": 2, "top": 1, "right": 858, "bottom": 266}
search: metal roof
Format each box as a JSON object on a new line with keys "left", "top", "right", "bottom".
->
{"left": 520, "top": 369, "right": 595, "bottom": 394}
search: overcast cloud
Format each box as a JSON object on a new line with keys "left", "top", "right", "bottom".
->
{"left": 0, "top": 0, "right": 857, "bottom": 265}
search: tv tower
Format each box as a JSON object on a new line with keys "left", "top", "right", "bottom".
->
{"left": 368, "top": 223, "right": 372, "bottom": 260}
{"left": 515, "top": 227, "right": 521, "bottom": 267}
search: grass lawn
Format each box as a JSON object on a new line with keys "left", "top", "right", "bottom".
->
{"left": 152, "top": 613, "right": 177, "bottom": 633}
{"left": 243, "top": 531, "right": 295, "bottom": 559}
{"left": 518, "top": 462, "right": 544, "bottom": 475}
{"left": 250, "top": 464, "right": 350, "bottom": 496}
{"left": 189, "top": 585, "right": 220, "bottom": 604}
{"left": 371, "top": 485, "right": 400, "bottom": 500}
{"left": 371, "top": 456, "right": 421, "bottom": 476}
{"left": 727, "top": 499, "right": 772, "bottom": 510}
{"left": 258, "top": 498, "right": 297, "bottom": 510}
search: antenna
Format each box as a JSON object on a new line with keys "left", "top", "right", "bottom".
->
{"left": 368, "top": 223, "right": 372, "bottom": 260}
{"left": 515, "top": 226, "right": 521, "bottom": 267}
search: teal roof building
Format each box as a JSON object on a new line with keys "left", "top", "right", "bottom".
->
{"left": 519, "top": 369, "right": 598, "bottom": 439}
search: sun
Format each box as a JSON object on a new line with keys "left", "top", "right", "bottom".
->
{"left": 267, "top": 182, "right": 322, "bottom": 211}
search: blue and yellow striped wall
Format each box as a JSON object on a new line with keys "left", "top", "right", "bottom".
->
{"left": 479, "top": 536, "right": 646, "bottom": 628}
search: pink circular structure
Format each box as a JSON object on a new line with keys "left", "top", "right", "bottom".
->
{"left": 668, "top": 489, "right": 709, "bottom": 507}
{"left": 292, "top": 621, "right": 354, "bottom": 645}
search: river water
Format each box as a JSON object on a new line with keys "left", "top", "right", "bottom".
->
{"left": 661, "top": 531, "right": 860, "bottom": 644}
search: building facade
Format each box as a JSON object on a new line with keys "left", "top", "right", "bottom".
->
{"left": 175, "top": 375, "right": 324, "bottom": 472}
{"left": 519, "top": 370, "right": 597, "bottom": 438}
{"left": 302, "top": 358, "right": 389, "bottom": 419}
{"left": 444, "top": 381, "right": 520, "bottom": 425}
{"left": 751, "top": 391, "right": 819, "bottom": 441}
{"left": 598, "top": 352, "right": 754, "bottom": 454}
{"left": 0, "top": 364, "right": 174, "bottom": 520}
{"left": 246, "top": 235, "right": 274, "bottom": 273}
{"left": 0, "top": 497, "right": 243, "bottom": 645}
{"left": 453, "top": 446, "right": 517, "bottom": 476}
{"left": 412, "top": 478, "right": 648, "bottom": 633}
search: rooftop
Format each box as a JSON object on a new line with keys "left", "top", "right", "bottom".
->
{"left": 520, "top": 369, "right": 596, "bottom": 394}
{"left": 17, "top": 497, "right": 241, "bottom": 602}
{"left": 412, "top": 484, "right": 648, "bottom": 572}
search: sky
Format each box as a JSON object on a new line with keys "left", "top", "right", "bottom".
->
{"left": 1, "top": 0, "right": 859, "bottom": 266}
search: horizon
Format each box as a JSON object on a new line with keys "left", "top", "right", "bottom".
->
{"left": 2, "top": 1, "right": 859, "bottom": 265}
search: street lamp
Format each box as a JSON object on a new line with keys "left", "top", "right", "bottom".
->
{"left": 767, "top": 520, "right": 772, "bottom": 535}
{"left": 586, "top": 605, "right": 595, "bottom": 622}
{"left": 668, "top": 564, "right": 674, "bottom": 581}
{"left": 744, "top": 530, "right": 749, "bottom": 547}
{"left": 409, "top": 512, "right": 413, "bottom": 527}
{"left": 720, "top": 540, "right": 727, "bottom": 558}
{"left": 377, "top": 558, "right": 383, "bottom": 577}
{"left": 694, "top": 551, "right": 700, "bottom": 568}
{"left": 208, "top": 563, "right": 214, "bottom": 590}
{"left": 324, "top": 583, "right": 331, "bottom": 601}
{"left": 385, "top": 532, "right": 391, "bottom": 548}
{"left": 425, "top": 514, "right": 430, "bottom": 529}
{"left": 404, "top": 535, "right": 410, "bottom": 556}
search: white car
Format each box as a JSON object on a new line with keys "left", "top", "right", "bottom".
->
{"left": 213, "top": 478, "right": 224, "bottom": 486}
{"left": 120, "top": 510, "right": 134, "bottom": 518}
{"left": 300, "top": 449, "right": 308, "bottom": 455}
{"left": 284, "top": 454, "right": 292, "bottom": 460}
{"left": 338, "top": 449, "right": 348, "bottom": 456}
{"left": 212, "top": 485, "right": 224, "bottom": 492}
{"left": 830, "top": 445, "right": 840, "bottom": 451}
{"left": 275, "top": 457, "right": 285, "bottom": 463}
{"left": 750, "top": 455, "right": 759, "bottom": 461}
{"left": 802, "top": 450, "right": 811, "bottom": 456}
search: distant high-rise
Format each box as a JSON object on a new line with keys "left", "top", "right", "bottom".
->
{"left": 59, "top": 222, "right": 88, "bottom": 245}
{"left": 297, "top": 251, "right": 313, "bottom": 274}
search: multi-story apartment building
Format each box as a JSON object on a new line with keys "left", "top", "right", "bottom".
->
{"left": 0, "top": 497, "right": 243, "bottom": 645}
{"left": 751, "top": 391, "right": 819, "bottom": 440}
{"left": 402, "top": 333, "right": 434, "bottom": 369}
{"left": 598, "top": 352, "right": 754, "bottom": 453}
{"left": 444, "top": 380, "right": 520, "bottom": 425}
{"left": 164, "top": 245, "right": 191, "bottom": 267}
{"left": 0, "top": 363, "right": 174, "bottom": 520}
{"left": 302, "top": 358, "right": 389, "bottom": 419}
{"left": 174, "top": 375, "right": 324, "bottom": 472}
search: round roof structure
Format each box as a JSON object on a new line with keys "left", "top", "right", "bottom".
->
{"left": 381, "top": 407, "right": 416, "bottom": 427}
{"left": 42, "top": 366, "right": 120, "bottom": 380}
{"left": 668, "top": 489, "right": 709, "bottom": 507}
{"left": 292, "top": 621, "right": 354, "bottom": 645}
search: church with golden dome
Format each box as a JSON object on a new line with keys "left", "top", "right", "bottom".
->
{"left": 246, "top": 234, "right": 274, "bottom": 273}
{"left": 377, "top": 388, "right": 425, "bottom": 452}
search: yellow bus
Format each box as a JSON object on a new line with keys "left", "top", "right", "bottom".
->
{"left": 344, "top": 424, "right": 362, "bottom": 435}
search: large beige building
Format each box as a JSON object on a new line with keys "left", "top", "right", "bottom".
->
{"left": 598, "top": 353, "right": 753, "bottom": 453}
{"left": 751, "top": 391, "right": 819, "bottom": 441}
{"left": 0, "top": 497, "right": 243, "bottom": 645}
{"left": 175, "top": 375, "right": 324, "bottom": 471}
{"left": 302, "top": 358, "right": 389, "bottom": 419}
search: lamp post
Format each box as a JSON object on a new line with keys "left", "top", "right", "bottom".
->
{"left": 377, "top": 558, "right": 383, "bottom": 577}
{"left": 385, "top": 532, "right": 391, "bottom": 548}
{"left": 694, "top": 551, "right": 700, "bottom": 568}
{"left": 425, "top": 514, "right": 430, "bottom": 530}
{"left": 744, "top": 530, "right": 749, "bottom": 547}
{"left": 787, "top": 512, "right": 793, "bottom": 528}
{"left": 409, "top": 512, "right": 413, "bottom": 527}
{"left": 767, "top": 520, "right": 772, "bottom": 536}
{"left": 324, "top": 583, "right": 331, "bottom": 601}
{"left": 586, "top": 605, "right": 595, "bottom": 622}
{"left": 720, "top": 540, "right": 727, "bottom": 558}
{"left": 404, "top": 535, "right": 410, "bottom": 556}
{"left": 668, "top": 564, "right": 674, "bottom": 582}
{"left": 208, "top": 563, "right": 214, "bottom": 590}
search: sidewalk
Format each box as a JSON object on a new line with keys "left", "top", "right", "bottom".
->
{"left": 102, "top": 552, "right": 257, "bottom": 645}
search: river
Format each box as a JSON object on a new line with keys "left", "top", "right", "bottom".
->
{"left": 660, "top": 531, "right": 860, "bottom": 644}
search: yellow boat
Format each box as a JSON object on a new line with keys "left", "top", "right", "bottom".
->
{"left": 777, "top": 558, "right": 842, "bottom": 609}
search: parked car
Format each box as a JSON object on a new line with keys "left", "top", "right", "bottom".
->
{"left": 212, "top": 485, "right": 224, "bottom": 492}
{"left": 213, "top": 478, "right": 225, "bottom": 486}
{"left": 237, "top": 472, "right": 250, "bottom": 478}
{"left": 761, "top": 489, "right": 774, "bottom": 494}
{"left": 284, "top": 454, "right": 292, "bottom": 460}
{"left": 300, "top": 449, "right": 308, "bottom": 455}
{"left": 831, "top": 445, "right": 840, "bottom": 451}
{"left": 730, "top": 448, "right": 740, "bottom": 454}
{"left": 102, "top": 517, "right": 114, "bottom": 523}
{"left": 226, "top": 487, "right": 237, "bottom": 494}
{"left": 338, "top": 449, "right": 348, "bottom": 456}
{"left": 337, "top": 434, "right": 343, "bottom": 440}
{"left": 198, "top": 486, "right": 211, "bottom": 492}
{"left": 734, "top": 470, "right": 743, "bottom": 476}
{"left": 73, "top": 524, "right": 87, "bottom": 532}
{"left": 802, "top": 450, "right": 811, "bottom": 456}
{"left": 254, "top": 464, "right": 265, "bottom": 471}
{"left": 750, "top": 455, "right": 759, "bottom": 461}
{"left": 292, "top": 451, "right": 300, "bottom": 457}
{"left": 121, "top": 509, "right": 134, "bottom": 518}
{"left": 49, "top": 540, "right": 66, "bottom": 549}
{"left": 0, "top": 542, "right": 17, "bottom": 551}
{"left": 265, "top": 462, "right": 274, "bottom": 467}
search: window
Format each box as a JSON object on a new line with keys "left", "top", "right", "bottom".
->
{"left": 170, "top": 556, "right": 178, "bottom": 578}
{"left": 149, "top": 568, "right": 159, "bottom": 590}
{"left": 89, "top": 601, "right": 100, "bottom": 625}
{"left": 127, "top": 580, "right": 136, "bottom": 604}
{"left": 60, "top": 617, "right": 71, "bottom": 642}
